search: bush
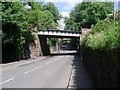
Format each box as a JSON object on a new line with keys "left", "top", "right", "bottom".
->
{"left": 81, "top": 18, "right": 120, "bottom": 88}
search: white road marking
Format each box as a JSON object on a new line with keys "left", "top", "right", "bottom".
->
{"left": 35, "top": 66, "right": 42, "bottom": 69}
{"left": 0, "top": 78, "right": 13, "bottom": 85}
{"left": 24, "top": 56, "right": 64, "bottom": 75}
{"left": 30, "top": 68, "right": 36, "bottom": 72}
{"left": 24, "top": 66, "right": 42, "bottom": 75}
{"left": 54, "top": 56, "right": 63, "bottom": 61}
{"left": 24, "top": 71, "right": 30, "bottom": 74}
{"left": 47, "top": 61, "right": 52, "bottom": 64}
{"left": 46, "top": 56, "right": 63, "bottom": 64}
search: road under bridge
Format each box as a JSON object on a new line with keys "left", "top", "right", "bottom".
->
{"left": 38, "top": 30, "right": 82, "bottom": 56}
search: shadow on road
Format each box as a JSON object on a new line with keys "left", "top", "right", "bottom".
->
{"left": 50, "top": 50, "right": 78, "bottom": 56}
{"left": 50, "top": 52, "right": 78, "bottom": 56}
{"left": 68, "top": 55, "right": 94, "bottom": 89}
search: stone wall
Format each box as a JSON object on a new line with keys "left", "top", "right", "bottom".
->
{"left": 80, "top": 28, "right": 91, "bottom": 41}
{"left": 29, "top": 27, "right": 42, "bottom": 58}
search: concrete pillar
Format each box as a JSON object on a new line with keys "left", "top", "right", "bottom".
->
{"left": 39, "top": 36, "right": 50, "bottom": 56}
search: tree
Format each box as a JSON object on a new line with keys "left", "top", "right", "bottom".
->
{"left": 65, "top": 2, "right": 112, "bottom": 29}
{"left": 42, "top": 2, "right": 61, "bottom": 48}
{"left": 25, "top": 2, "right": 57, "bottom": 30}
{"left": 2, "top": 1, "right": 61, "bottom": 62}
{"left": 2, "top": 2, "right": 26, "bottom": 62}
{"left": 42, "top": 2, "right": 61, "bottom": 24}
{"left": 28, "top": 2, "right": 42, "bottom": 10}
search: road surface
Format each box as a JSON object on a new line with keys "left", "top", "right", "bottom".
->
{"left": 0, "top": 50, "right": 93, "bottom": 89}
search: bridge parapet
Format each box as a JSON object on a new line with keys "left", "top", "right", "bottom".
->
{"left": 38, "top": 29, "right": 82, "bottom": 38}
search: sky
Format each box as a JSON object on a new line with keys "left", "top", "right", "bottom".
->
{"left": 44, "top": 0, "right": 119, "bottom": 17}
{"left": 118, "top": 1, "right": 120, "bottom": 10}
{"left": 43, "top": 0, "right": 120, "bottom": 29}
{"left": 54, "top": 1, "right": 83, "bottom": 29}
{"left": 46, "top": 0, "right": 83, "bottom": 30}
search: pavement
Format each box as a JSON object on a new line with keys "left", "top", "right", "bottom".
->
{"left": 68, "top": 55, "right": 93, "bottom": 88}
{"left": 0, "top": 50, "right": 93, "bottom": 89}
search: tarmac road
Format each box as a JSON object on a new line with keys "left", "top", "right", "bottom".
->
{"left": 0, "top": 50, "right": 93, "bottom": 89}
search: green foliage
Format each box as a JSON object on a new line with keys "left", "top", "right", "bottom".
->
{"left": 2, "top": 2, "right": 60, "bottom": 62}
{"left": 82, "top": 18, "right": 119, "bottom": 51}
{"left": 65, "top": 2, "right": 112, "bottom": 30}
{"left": 0, "top": 31, "right": 2, "bottom": 36}
{"left": 47, "top": 38, "right": 57, "bottom": 48}
{"left": 42, "top": 2, "right": 61, "bottom": 23}
{"left": 28, "top": 2, "right": 42, "bottom": 10}
{"left": 41, "top": 2, "right": 61, "bottom": 49}
{"left": 27, "top": 2, "right": 57, "bottom": 29}
{"left": 38, "top": 11, "right": 56, "bottom": 29}
{"left": 81, "top": 17, "right": 120, "bottom": 87}
{"left": 2, "top": 2, "right": 26, "bottom": 61}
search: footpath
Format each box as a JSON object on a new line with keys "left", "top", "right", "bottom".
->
{"left": 68, "top": 55, "right": 94, "bottom": 88}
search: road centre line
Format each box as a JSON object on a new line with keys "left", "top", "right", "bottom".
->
{"left": 35, "top": 66, "right": 42, "bottom": 69}
{"left": 47, "top": 61, "right": 52, "bottom": 64}
{"left": 24, "top": 56, "right": 64, "bottom": 75}
{"left": 54, "top": 56, "right": 63, "bottom": 61}
{"left": 24, "top": 66, "right": 42, "bottom": 75}
{"left": 0, "top": 78, "right": 13, "bottom": 85}
{"left": 24, "top": 71, "right": 30, "bottom": 74}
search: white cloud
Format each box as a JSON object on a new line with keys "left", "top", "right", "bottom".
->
{"left": 43, "top": 0, "right": 120, "bottom": 30}
{"left": 59, "top": 11, "right": 70, "bottom": 29}
{"left": 44, "top": 0, "right": 83, "bottom": 2}
{"left": 58, "top": 18, "right": 65, "bottom": 30}
{"left": 60, "top": 11, "right": 70, "bottom": 17}
{"left": 62, "top": 6, "right": 71, "bottom": 11}
{"left": 43, "top": 0, "right": 119, "bottom": 2}
{"left": 3, "top": 0, "right": 120, "bottom": 2}
{"left": 61, "top": 2, "right": 79, "bottom": 11}
{"left": 24, "top": 4, "right": 31, "bottom": 9}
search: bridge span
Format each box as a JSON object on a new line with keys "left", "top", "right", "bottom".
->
{"left": 38, "top": 30, "right": 82, "bottom": 38}
{"left": 37, "top": 30, "right": 82, "bottom": 56}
